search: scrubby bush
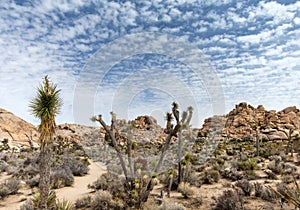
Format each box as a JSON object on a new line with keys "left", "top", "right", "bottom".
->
{"left": 88, "top": 172, "right": 126, "bottom": 199}
{"left": 178, "top": 182, "right": 195, "bottom": 198}
{"left": 51, "top": 166, "right": 74, "bottom": 189}
{"left": 267, "top": 160, "right": 283, "bottom": 175}
{"left": 237, "top": 159, "right": 258, "bottom": 171}
{"left": 235, "top": 179, "right": 253, "bottom": 196}
{"left": 253, "top": 182, "right": 277, "bottom": 202}
{"left": 67, "top": 158, "right": 89, "bottom": 176}
{"left": 91, "top": 190, "right": 123, "bottom": 210}
{"left": 0, "top": 178, "right": 21, "bottom": 199}
{"left": 203, "top": 169, "right": 220, "bottom": 184}
{"left": 212, "top": 189, "right": 244, "bottom": 210}
{"left": 159, "top": 201, "right": 186, "bottom": 210}
{"left": 75, "top": 196, "right": 91, "bottom": 209}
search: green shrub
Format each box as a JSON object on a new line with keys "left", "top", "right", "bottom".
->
{"left": 237, "top": 159, "right": 258, "bottom": 171}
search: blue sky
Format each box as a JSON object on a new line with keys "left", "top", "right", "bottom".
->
{"left": 1, "top": 0, "right": 300, "bottom": 127}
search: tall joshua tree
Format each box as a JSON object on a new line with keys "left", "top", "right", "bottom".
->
{"left": 29, "top": 76, "right": 62, "bottom": 209}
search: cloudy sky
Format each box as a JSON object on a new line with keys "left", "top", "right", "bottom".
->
{"left": 1, "top": 0, "right": 300, "bottom": 127}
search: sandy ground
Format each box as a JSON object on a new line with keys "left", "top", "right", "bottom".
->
{"left": 0, "top": 161, "right": 106, "bottom": 210}
{"left": 56, "top": 161, "right": 106, "bottom": 202}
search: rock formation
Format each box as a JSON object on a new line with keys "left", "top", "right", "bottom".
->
{"left": 0, "top": 108, "right": 39, "bottom": 148}
{"left": 223, "top": 102, "right": 300, "bottom": 141}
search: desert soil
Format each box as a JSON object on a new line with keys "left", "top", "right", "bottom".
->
{"left": 0, "top": 161, "right": 106, "bottom": 210}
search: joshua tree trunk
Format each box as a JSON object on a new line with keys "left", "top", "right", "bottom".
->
{"left": 39, "top": 143, "right": 52, "bottom": 209}
{"left": 177, "top": 127, "right": 183, "bottom": 185}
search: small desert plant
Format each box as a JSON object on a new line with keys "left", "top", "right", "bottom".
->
{"left": 75, "top": 196, "right": 91, "bottom": 209}
{"left": 212, "top": 189, "right": 244, "bottom": 210}
{"left": 91, "top": 190, "right": 123, "bottom": 210}
{"left": 267, "top": 160, "right": 283, "bottom": 174}
{"left": 237, "top": 159, "right": 258, "bottom": 171}
{"left": 253, "top": 182, "right": 277, "bottom": 202}
{"left": 0, "top": 178, "right": 21, "bottom": 199}
{"left": 20, "top": 199, "right": 34, "bottom": 210}
{"left": 67, "top": 158, "right": 89, "bottom": 176}
{"left": 31, "top": 190, "right": 57, "bottom": 210}
{"left": 56, "top": 199, "right": 74, "bottom": 210}
{"left": 203, "top": 169, "right": 220, "bottom": 184}
{"left": 235, "top": 179, "right": 253, "bottom": 196}
{"left": 159, "top": 201, "right": 186, "bottom": 210}
{"left": 178, "top": 182, "right": 195, "bottom": 198}
{"left": 51, "top": 166, "right": 74, "bottom": 189}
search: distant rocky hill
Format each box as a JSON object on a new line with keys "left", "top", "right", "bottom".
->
{"left": 0, "top": 108, "right": 39, "bottom": 148}
{"left": 2, "top": 103, "right": 300, "bottom": 151}
{"left": 199, "top": 102, "right": 300, "bottom": 141}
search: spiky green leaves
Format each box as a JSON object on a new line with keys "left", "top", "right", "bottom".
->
{"left": 29, "top": 77, "right": 62, "bottom": 121}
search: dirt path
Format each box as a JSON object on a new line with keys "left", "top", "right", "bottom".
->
{"left": 0, "top": 161, "right": 106, "bottom": 210}
{"left": 56, "top": 161, "right": 106, "bottom": 202}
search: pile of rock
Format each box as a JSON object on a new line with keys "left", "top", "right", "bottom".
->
{"left": 223, "top": 102, "right": 300, "bottom": 141}
{"left": 0, "top": 108, "right": 39, "bottom": 149}
{"left": 198, "top": 115, "right": 226, "bottom": 137}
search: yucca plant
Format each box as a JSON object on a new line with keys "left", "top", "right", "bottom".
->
{"left": 56, "top": 199, "right": 74, "bottom": 210}
{"left": 29, "top": 76, "right": 62, "bottom": 209}
{"left": 32, "top": 190, "right": 57, "bottom": 209}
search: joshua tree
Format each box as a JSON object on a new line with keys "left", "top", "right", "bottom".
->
{"left": 172, "top": 102, "right": 179, "bottom": 123}
{"left": 29, "top": 76, "right": 62, "bottom": 209}
{"left": 92, "top": 103, "right": 181, "bottom": 208}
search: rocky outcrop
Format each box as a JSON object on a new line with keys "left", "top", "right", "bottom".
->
{"left": 0, "top": 108, "right": 39, "bottom": 148}
{"left": 223, "top": 102, "right": 300, "bottom": 141}
{"left": 198, "top": 115, "right": 226, "bottom": 137}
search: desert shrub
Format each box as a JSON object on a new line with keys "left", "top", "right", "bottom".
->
{"left": 220, "top": 167, "right": 244, "bottom": 181}
{"left": 237, "top": 159, "right": 258, "bottom": 171}
{"left": 67, "top": 158, "right": 89, "bottom": 176}
{"left": 212, "top": 189, "right": 244, "bottom": 210}
{"left": 88, "top": 172, "right": 126, "bottom": 199}
{"left": 0, "top": 187, "right": 10, "bottom": 199}
{"left": 185, "top": 170, "right": 202, "bottom": 187}
{"left": 267, "top": 160, "right": 283, "bottom": 175}
{"left": 235, "top": 179, "right": 253, "bottom": 196}
{"left": 51, "top": 166, "right": 74, "bottom": 189}
{"left": 75, "top": 196, "right": 91, "bottom": 209}
{"left": 178, "top": 182, "right": 195, "bottom": 198}
{"left": 91, "top": 190, "right": 123, "bottom": 210}
{"left": 20, "top": 199, "right": 34, "bottom": 210}
{"left": 26, "top": 175, "right": 39, "bottom": 188}
{"left": 0, "top": 160, "right": 8, "bottom": 172}
{"left": 0, "top": 178, "right": 21, "bottom": 199}
{"left": 203, "top": 169, "right": 220, "bottom": 184}
{"left": 159, "top": 201, "right": 186, "bottom": 210}
{"left": 282, "top": 174, "right": 294, "bottom": 184}
{"left": 5, "top": 178, "right": 21, "bottom": 194}
{"left": 253, "top": 182, "right": 277, "bottom": 202}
